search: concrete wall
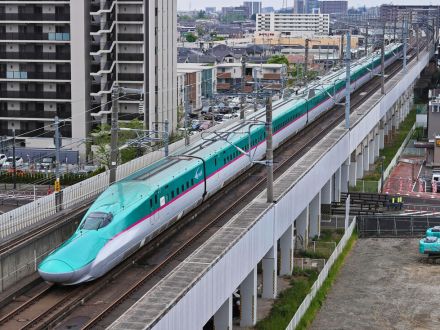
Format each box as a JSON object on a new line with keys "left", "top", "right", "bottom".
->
{"left": 0, "top": 213, "right": 83, "bottom": 292}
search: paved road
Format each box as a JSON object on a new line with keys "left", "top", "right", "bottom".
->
{"left": 311, "top": 238, "right": 440, "bottom": 330}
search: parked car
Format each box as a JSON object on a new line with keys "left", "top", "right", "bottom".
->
{"left": 3, "top": 156, "right": 23, "bottom": 168}
{"left": 38, "top": 157, "right": 56, "bottom": 170}
{"left": 0, "top": 154, "right": 7, "bottom": 166}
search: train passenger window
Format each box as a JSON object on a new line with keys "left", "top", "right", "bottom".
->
{"left": 177, "top": 187, "right": 179, "bottom": 195}
{"left": 186, "top": 182, "right": 189, "bottom": 189}
{"left": 80, "top": 212, "right": 113, "bottom": 230}
{"left": 191, "top": 178, "right": 194, "bottom": 185}
{"left": 155, "top": 194, "right": 158, "bottom": 204}
{"left": 214, "top": 158, "right": 217, "bottom": 166}
{"left": 182, "top": 185, "right": 184, "bottom": 192}
{"left": 150, "top": 199, "right": 152, "bottom": 208}
{"left": 171, "top": 191, "right": 174, "bottom": 198}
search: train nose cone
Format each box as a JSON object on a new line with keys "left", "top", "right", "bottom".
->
{"left": 38, "top": 259, "right": 75, "bottom": 283}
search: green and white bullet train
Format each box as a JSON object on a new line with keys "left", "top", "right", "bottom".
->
{"left": 38, "top": 43, "right": 404, "bottom": 284}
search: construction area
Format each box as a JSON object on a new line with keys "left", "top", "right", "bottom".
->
{"left": 310, "top": 238, "right": 440, "bottom": 329}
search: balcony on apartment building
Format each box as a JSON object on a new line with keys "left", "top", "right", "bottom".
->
{"left": 0, "top": 71, "right": 70, "bottom": 80}
{"left": 118, "top": 53, "right": 143, "bottom": 61}
{"left": 0, "top": 127, "right": 71, "bottom": 138}
{"left": 117, "top": 34, "right": 143, "bottom": 42}
{"left": 118, "top": 73, "right": 143, "bottom": 81}
{"left": 0, "top": 12, "right": 70, "bottom": 21}
{"left": 0, "top": 108, "right": 71, "bottom": 120}
{"left": 0, "top": 51, "right": 70, "bottom": 60}
{"left": 262, "top": 73, "right": 281, "bottom": 80}
{"left": 217, "top": 72, "right": 232, "bottom": 79}
{"left": 0, "top": 90, "right": 71, "bottom": 99}
{"left": 0, "top": 32, "right": 70, "bottom": 41}
{"left": 117, "top": 14, "right": 143, "bottom": 21}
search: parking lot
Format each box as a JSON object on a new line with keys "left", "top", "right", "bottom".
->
{"left": 311, "top": 238, "right": 440, "bottom": 329}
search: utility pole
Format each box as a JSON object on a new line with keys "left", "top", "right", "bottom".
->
{"left": 304, "top": 38, "right": 310, "bottom": 85}
{"left": 253, "top": 68, "right": 258, "bottom": 112}
{"left": 344, "top": 31, "right": 351, "bottom": 130}
{"left": 381, "top": 25, "right": 385, "bottom": 95}
{"left": 109, "top": 85, "right": 120, "bottom": 184}
{"left": 164, "top": 120, "right": 169, "bottom": 157}
{"left": 393, "top": 18, "right": 397, "bottom": 42}
{"left": 416, "top": 24, "right": 419, "bottom": 61}
{"left": 240, "top": 55, "right": 247, "bottom": 120}
{"left": 403, "top": 18, "right": 407, "bottom": 73}
{"left": 265, "top": 96, "right": 273, "bottom": 203}
{"left": 54, "top": 116, "right": 61, "bottom": 191}
{"left": 340, "top": 33, "right": 344, "bottom": 66}
{"left": 12, "top": 128, "right": 16, "bottom": 190}
{"left": 184, "top": 84, "right": 190, "bottom": 146}
{"left": 365, "top": 22, "right": 369, "bottom": 57}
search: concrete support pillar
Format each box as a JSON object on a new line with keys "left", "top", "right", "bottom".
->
{"left": 349, "top": 153, "right": 357, "bottom": 187}
{"left": 262, "top": 246, "right": 277, "bottom": 299}
{"left": 334, "top": 168, "right": 341, "bottom": 202}
{"left": 240, "top": 268, "right": 257, "bottom": 327}
{"left": 321, "top": 177, "right": 332, "bottom": 204}
{"left": 280, "top": 224, "right": 294, "bottom": 276}
{"left": 341, "top": 158, "right": 349, "bottom": 193}
{"left": 368, "top": 138, "right": 375, "bottom": 165}
{"left": 363, "top": 144, "right": 369, "bottom": 172}
{"left": 356, "top": 152, "right": 363, "bottom": 179}
{"left": 379, "top": 128, "right": 385, "bottom": 149}
{"left": 309, "top": 192, "right": 321, "bottom": 239}
{"left": 296, "top": 207, "right": 309, "bottom": 249}
{"left": 214, "top": 296, "right": 232, "bottom": 330}
{"left": 374, "top": 133, "right": 380, "bottom": 159}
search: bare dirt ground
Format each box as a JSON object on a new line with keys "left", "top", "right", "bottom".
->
{"left": 311, "top": 238, "right": 440, "bottom": 330}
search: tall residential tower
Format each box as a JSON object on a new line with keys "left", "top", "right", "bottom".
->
{"left": 0, "top": 0, "right": 177, "bottom": 157}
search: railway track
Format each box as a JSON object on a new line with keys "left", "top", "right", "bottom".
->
{"left": 0, "top": 45, "right": 422, "bottom": 329}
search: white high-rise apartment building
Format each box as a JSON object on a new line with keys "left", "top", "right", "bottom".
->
{"left": 256, "top": 12, "right": 330, "bottom": 36}
{"left": 0, "top": 0, "right": 177, "bottom": 157}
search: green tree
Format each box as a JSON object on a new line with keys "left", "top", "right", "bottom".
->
{"left": 267, "top": 54, "right": 289, "bottom": 66}
{"left": 197, "top": 10, "right": 207, "bottom": 19}
{"left": 91, "top": 118, "right": 144, "bottom": 168}
{"left": 185, "top": 32, "right": 197, "bottom": 42}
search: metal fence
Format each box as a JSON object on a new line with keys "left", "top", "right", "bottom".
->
{"left": 321, "top": 215, "right": 355, "bottom": 230}
{"left": 295, "top": 258, "right": 326, "bottom": 272}
{"left": 357, "top": 216, "right": 440, "bottom": 238}
{"left": 285, "top": 217, "right": 356, "bottom": 330}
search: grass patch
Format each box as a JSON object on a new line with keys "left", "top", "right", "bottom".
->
{"left": 296, "top": 232, "right": 358, "bottom": 330}
{"left": 256, "top": 269, "right": 318, "bottom": 330}
{"left": 362, "top": 109, "right": 416, "bottom": 181}
{"left": 297, "top": 229, "right": 345, "bottom": 259}
{"left": 319, "top": 229, "right": 344, "bottom": 243}
{"left": 349, "top": 180, "right": 379, "bottom": 193}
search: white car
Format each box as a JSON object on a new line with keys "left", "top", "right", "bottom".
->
{"left": 3, "top": 156, "right": 23, "bottom": 168}
{"left": 0, "top": 154, "right": 6, "bottom": 166}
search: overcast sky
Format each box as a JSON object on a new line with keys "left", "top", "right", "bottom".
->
{"left": 177, "top": 0, "right": 438, "bottom": 11}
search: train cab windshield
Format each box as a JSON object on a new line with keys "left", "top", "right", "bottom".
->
{"left": 80, "top": 212, "right": 113, "bottom": 230}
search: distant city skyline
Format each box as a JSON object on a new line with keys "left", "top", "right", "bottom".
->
{"left": 178, "top": 0, "right": 437, "bottom": 11}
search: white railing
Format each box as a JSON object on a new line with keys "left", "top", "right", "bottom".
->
{"left": 0, "top": 117, "right": 249, "bottom": 241}
{"left": 285, "top": 218, "right": 356, "bottom": 330}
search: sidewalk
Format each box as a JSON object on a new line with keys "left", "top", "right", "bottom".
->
{"left": 383, "top": 156, "right": 439, "bottom": 199}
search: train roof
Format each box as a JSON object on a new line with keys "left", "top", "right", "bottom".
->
{"left": 91, "top": 42, "right": 403, "bottom": 208}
